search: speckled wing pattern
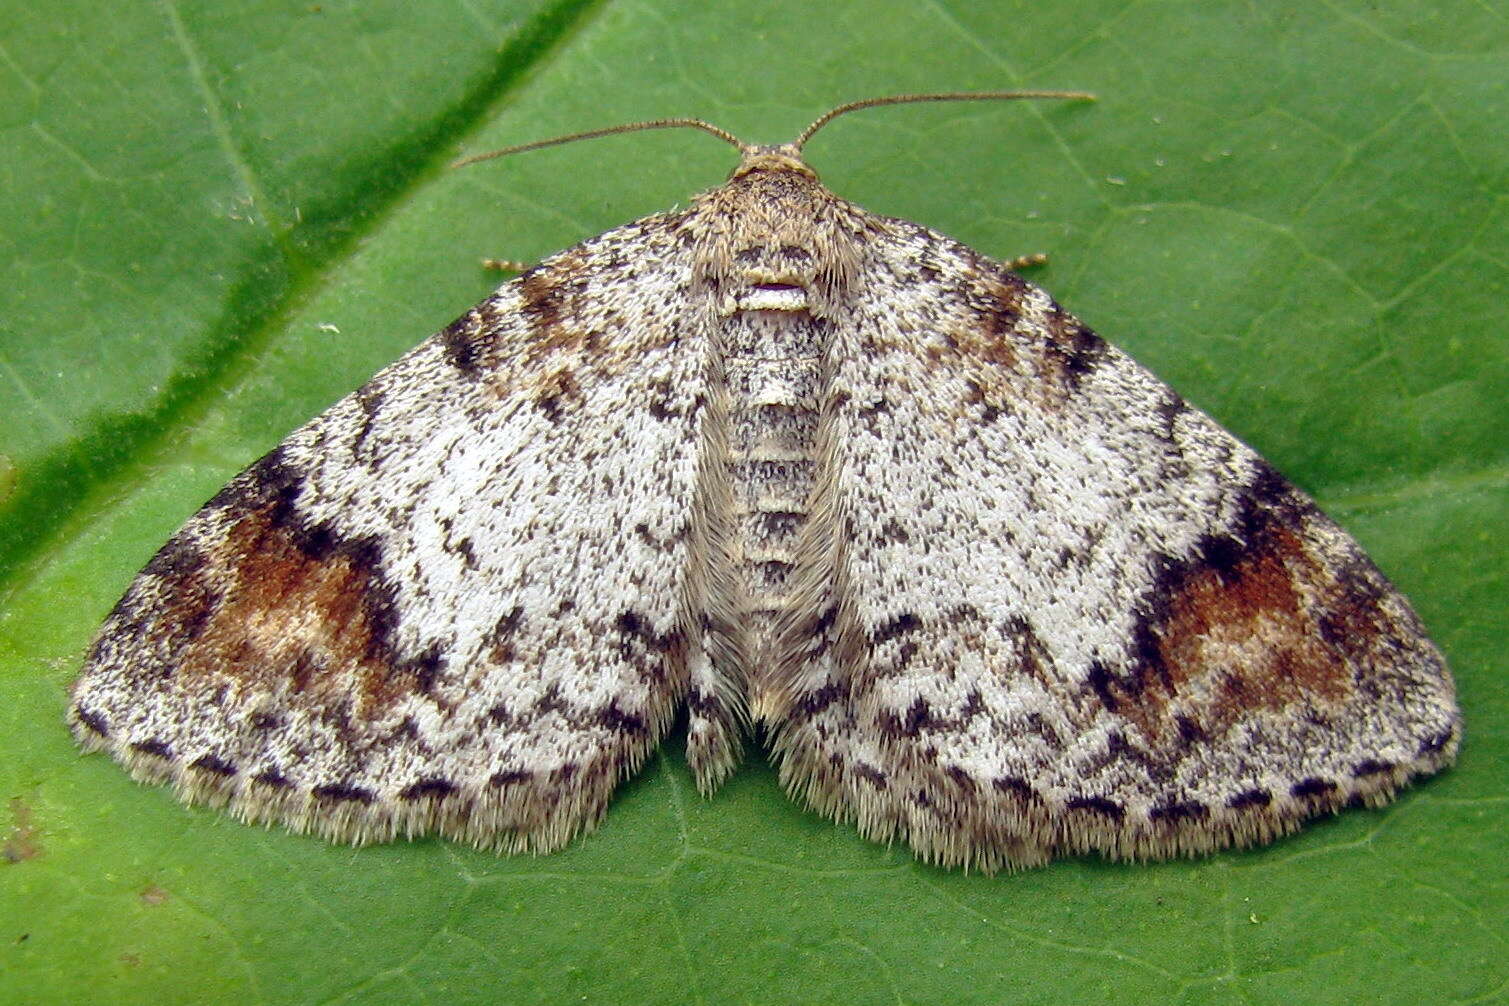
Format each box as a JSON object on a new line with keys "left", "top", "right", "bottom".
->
{"left": 762, "top": 220, "right": 1460, "bottom": 870}
{"left": 71, "top": 139, "right": 1459, "bottom": 870}
{"left": 69, "top": 217, "right": 745, "bottom": 852}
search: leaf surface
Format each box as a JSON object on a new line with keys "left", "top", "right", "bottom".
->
{"left": 3, "top": 1, "right": 1504, "bottom": 1003}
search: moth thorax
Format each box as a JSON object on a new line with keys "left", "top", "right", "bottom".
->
{"left": 694, "top": 168, "right": 863, "bottom": 316}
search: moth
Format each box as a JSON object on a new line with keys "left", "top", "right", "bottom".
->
{"left": 70, "top": 92, "right": 1460, "bottom": 872}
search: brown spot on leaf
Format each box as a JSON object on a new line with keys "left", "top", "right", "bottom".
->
{"left": 139, "top": 884, "right": 169, "bottom": 906}
{"left": 4, "top": 799, "right": 40, "bottom": 863}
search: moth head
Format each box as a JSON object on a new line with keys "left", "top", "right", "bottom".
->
{"left": 728, "top": 144, "right": 819, "bottom": 183}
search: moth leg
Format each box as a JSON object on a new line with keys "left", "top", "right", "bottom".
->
{"left": 481, "top": 258, "right": 530, "bottom": 273}
{"left": 1003, "top": 252, "right": 1048, "bottom": 271}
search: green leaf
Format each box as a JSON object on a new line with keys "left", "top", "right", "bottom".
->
{"left": 3, "top": 1, "right": 1504, "bottom": 1003}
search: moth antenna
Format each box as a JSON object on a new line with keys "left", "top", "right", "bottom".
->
{"left": 793, "top": 90, "right": 1096, "bottom": 150}
{"left": 452, "top": 118, "right": 746, "bottom": 169}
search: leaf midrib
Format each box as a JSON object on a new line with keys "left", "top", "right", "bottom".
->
{"left": 0, "top": 0, "right": 611, "bottom": 601}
